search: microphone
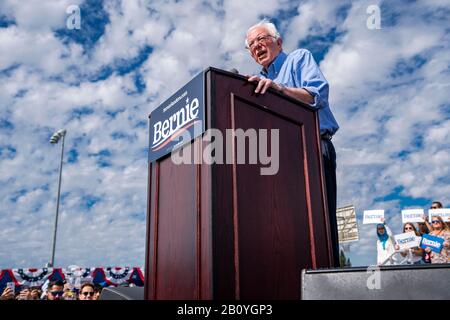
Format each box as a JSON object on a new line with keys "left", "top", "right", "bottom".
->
{"left": 229, "top": 68, "right": 239, "bottom": 74}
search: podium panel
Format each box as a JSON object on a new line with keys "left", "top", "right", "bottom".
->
{"left": 232, "top": 96, "right": 309, "bottom": 299}
{"left": 145, "top": 68, "right": 333, "bottom": 300}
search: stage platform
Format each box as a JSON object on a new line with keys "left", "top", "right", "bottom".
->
{"left": 301, "top": 263, "right": 450, "bottom": 300}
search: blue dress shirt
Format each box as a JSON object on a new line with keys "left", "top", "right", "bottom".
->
{"left": 260, "top": 49, "right": 339, "bottom": 135}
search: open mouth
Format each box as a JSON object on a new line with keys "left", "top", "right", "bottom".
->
{"left": 256, "top": 50, "right": 267, "bottom": 59}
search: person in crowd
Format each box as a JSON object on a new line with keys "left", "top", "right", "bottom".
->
{"left": 78, "top": 283, "right": 95, "bottom": 301}
{"left": 394, "top": 223, "right": 425, "bottom": 264}
{"left": 423, "top": 215, "right": 450, "bottom": 264}
{"left": 0, "top": 285, "right": 15, "bottom": 300}
{"left": 424, "top": 201, "right": 448, "bottom": 232}
{"left": 30, "top": 286, "right": 42, "bottom": 300}
{"left": 46, "top": 280, "right": 65, "bottom": 301}
{"left": 93, "top": 283, "right": 103, "bottom": 300}
{"left": 417, "top": 221, "right": 430, "bottom": 236}
{"left": 376, "top": 218, "right": 397, "bottom": 265}
{"left": 431, "top": 201, "right": 443, "bottom": 209}
{"left": 16, "top": 285, "right": 33, "bottom": 300}
{"left": 430, "top": 201, "right": 450, "bottom": 230}
{"left": 62, "top": 282, "right": 77, "bottom": 300}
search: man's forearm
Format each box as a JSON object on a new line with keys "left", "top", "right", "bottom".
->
{"left": 281, "top": 86, "right": 315, "bottom": 105}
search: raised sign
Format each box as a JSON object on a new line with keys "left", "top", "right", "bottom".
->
{"left": 401, "top": 209, "right": 425, "bottom": 223}
{"left": 394, "top": 232, "right": 421, "bottom": 250}
{"left": 428, "top": 209, "right": 450, "bottom": 223}
{"left": 363, "top": 210, "right": 384, "bottom": 224}
{"left": 420, "top": 234, "right": 445, "bottom": 253}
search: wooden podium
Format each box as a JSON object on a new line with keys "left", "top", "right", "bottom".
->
{"left": 145, "top": 67, "right": 334, "bottom": 300}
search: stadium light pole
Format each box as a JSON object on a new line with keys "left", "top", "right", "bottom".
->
{"left": 49, "top": 129, "right": 67, "bottom": 268}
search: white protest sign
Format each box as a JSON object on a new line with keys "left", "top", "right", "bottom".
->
{"left": 401, "top": 209, "right": 425, "bottom": 223}
{"left": 394, "top": 232, "right": 421, "bottom": 250}
{"left": 363, "top": 210, "right": 384, "bottom": 224}
{"left": 429, "top": 209, "right": 450, "bottom": 222}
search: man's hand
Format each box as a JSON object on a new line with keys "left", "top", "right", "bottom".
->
{"left": 247, "top": 75, "right": 315, "bottom": 105}
{"left": 247, "top": 76, "right": 282, "bottom": 94}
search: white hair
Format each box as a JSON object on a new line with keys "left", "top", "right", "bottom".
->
{"left": 245, "top": 19, "right": 281, "bottom": 48}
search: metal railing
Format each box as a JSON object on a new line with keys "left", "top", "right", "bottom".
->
{"left": 379, "top": 251, "right": 409, "bottom": 266}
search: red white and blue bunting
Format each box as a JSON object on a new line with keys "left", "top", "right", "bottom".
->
{"left": 93, "top": 267, "right": 132, "bottom": 286}
{"left": 0, "top": 267, "right": 144, "bottom": 292}
{"left": 13, "top": 268, "right": 54, "bottom": 287}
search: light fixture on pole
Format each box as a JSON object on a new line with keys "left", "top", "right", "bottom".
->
{"left": 49, "top": 129, "right": 67, "bottom": 268}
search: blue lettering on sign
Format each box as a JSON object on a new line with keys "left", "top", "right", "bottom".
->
{"left": 398, "top": 237, "right": 415, "bottom": 244}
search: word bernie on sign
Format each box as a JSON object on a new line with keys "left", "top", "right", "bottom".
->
{"left": 420, "top": 234, "right": 444, "bottom": 253}
{"left": 429, "top": 208, "right": 450, "bottom": 222}
{"left": 363, "top": 210, "right": 384, "bottom": 224}
{"left": 152, "top": 96, "right": 200, "bottom": 150}
{"left": 149, "top": 71, "right": 205, "bottom": 163}
{"left": 401, "top": 209, "right": 424, "bottom": 223}
{"left": 394, "top": 232, "right": 421, "bottom": 250}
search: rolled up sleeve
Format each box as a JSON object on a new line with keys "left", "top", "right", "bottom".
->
{"left": 297, "top": 50, "right": 329, "bottom": 109}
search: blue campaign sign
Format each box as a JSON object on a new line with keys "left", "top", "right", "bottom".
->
{"left": 148, "top": 71, "right": 205, "bottom": 163}
{"left": 420, "top": 234, "right": 445, "bottom": 253}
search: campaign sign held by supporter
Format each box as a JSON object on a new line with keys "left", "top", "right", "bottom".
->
{"left": 394, "top": 232, "right": 421, "bottom": 250}
{"left": 428, "top": 208, "right": 450, "bottom": 222}
{"left": 420, "top": 234, "right": 445, "bottom": 253}
{"left": 363, "top": 210, "right": 384, "bottom": 224}
{"left": 401, "top": 209, "right": 425, "bottom": 223}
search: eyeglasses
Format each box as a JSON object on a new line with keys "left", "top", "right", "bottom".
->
{"left": 246, "top": 34, "right": 276, "bottom": 50}
{"left": 431, "top": 220, "right": 441, "bottom": 224}
{"left": 81, "top": 291, "right": 94, "bottom": 297}
{"left": 50, "top": 291, "right": 64, "bottom": 297}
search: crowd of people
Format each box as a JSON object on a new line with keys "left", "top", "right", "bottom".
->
{"left": 376, "top": 201, "right": 450, "bottom": 265}
{"left": 0, "top": 280, "right": 111, "bottom": 300}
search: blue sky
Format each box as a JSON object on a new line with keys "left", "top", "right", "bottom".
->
{"left": 0, "top": 0, "right": 449, "bottom": 269}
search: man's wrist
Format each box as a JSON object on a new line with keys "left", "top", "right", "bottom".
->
{"left": 277, "top": 83, "right": 286, "bottom": 93}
